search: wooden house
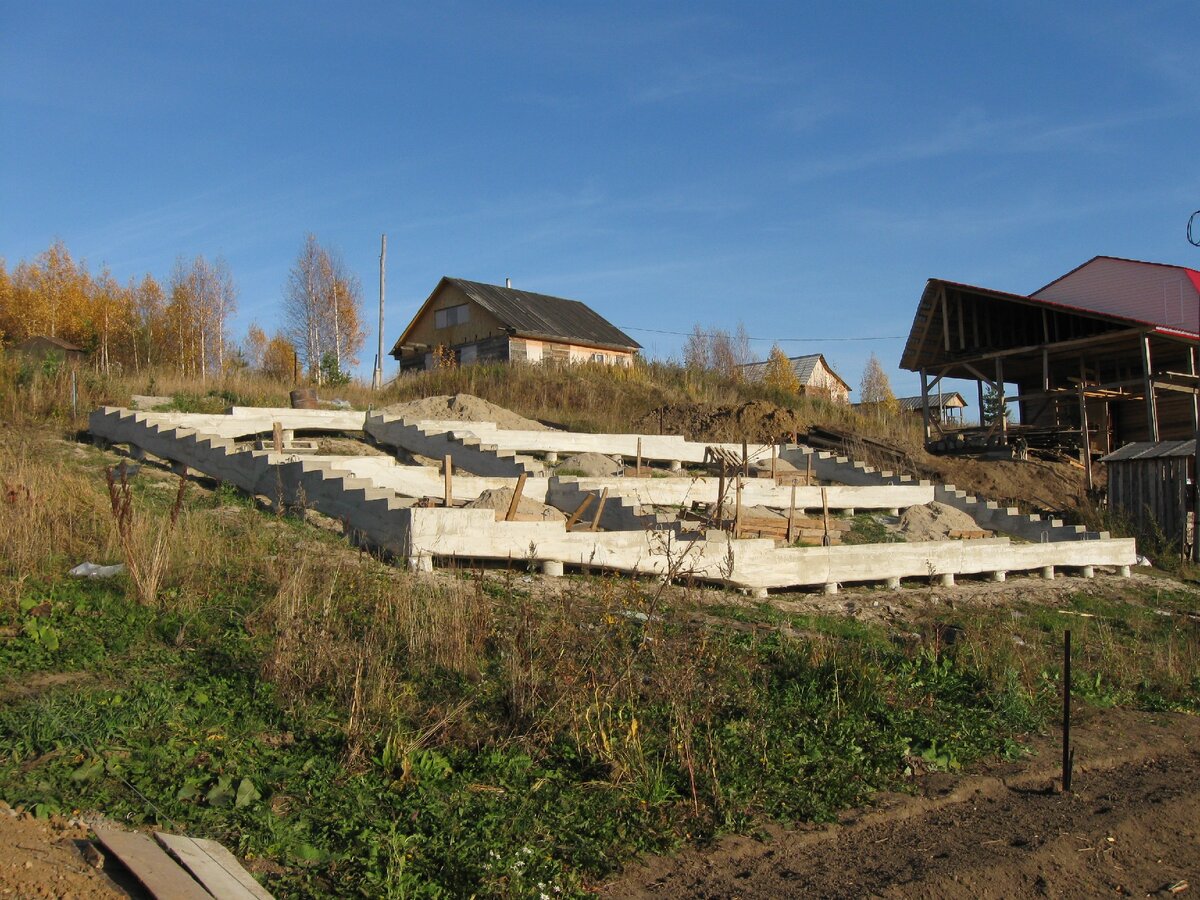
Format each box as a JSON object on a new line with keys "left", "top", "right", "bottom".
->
{"left": 390, "top": 277, "right": 640, "bottom": 372}
{"left": 900, "top": 256, "right": 1200, "bottom": 465}
{"left": 12, "top": 335, "right": 87, "bottom": 367}
{"left": 739, "top": 353, "right": 851, "bottom": 403}
{"left": 894, "top": 392, "right": 967, "bottom": 423}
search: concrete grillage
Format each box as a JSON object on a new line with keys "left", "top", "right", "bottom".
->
{"left": 89, "top": 407, "right": 1136, "bottom": 592}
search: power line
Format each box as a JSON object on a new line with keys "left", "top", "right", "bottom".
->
{"left": 619, "top": 325, "right": 905, "bottom": 343}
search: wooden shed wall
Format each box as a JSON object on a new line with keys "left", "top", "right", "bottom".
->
{"left": 1106, "top": 456, "right": 1193, "bottom": 550}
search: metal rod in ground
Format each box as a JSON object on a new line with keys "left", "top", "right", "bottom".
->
{"left": 1063, "top": 629, "right": 1073, "bottom": 793}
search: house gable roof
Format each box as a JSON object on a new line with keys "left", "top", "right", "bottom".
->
{"left": 739, "top": 353, "right": 850, "bottom": 391}
{"left": 391, "top": 277, "right": 641, "bottom": 357}
{"left": 1030, "top": 256, "right": 1200, "bottom": 331}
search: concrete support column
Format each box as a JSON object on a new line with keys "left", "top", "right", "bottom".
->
{"left": 990, "top": 570, "right": 1006, "bottom": 583}
{"left": 170, "top": 462, "right": 188, "bottom": 477}
{"left": 749, "top": 587, "right": 768, "bottom": 599}
{"left": 823, "top": 582, "right": 839, "bottom": 595}
{"left": 281, "top": 429, "right": 295, "bottom": 442}
{"left": 669, "top": 459, "right": 682, "bottom": 472}
{"left": 541, "top": 559, "right": 564, "bottom": 577}
{"left": 129, "top": 445, "right": 146, "bottom": 461}
{"left": 408, "top": 555, "right": 433, "bottom": 573}
{"left": 844, "top": 508, "right": 855, "bottom": 517}
{"left": 887, "top": 508, "right": 899, "bottom": 516}
{"left": 1118, "top": 565, "right": 1131, "bottom": 577}
{"left": 938, "top": 573, "right": 955, "bottom": 587}
{"left": 1040, "top": 566, "right": 1055, "bottom": 580}
{"left": 1079, "top": 565, "right": 1095, "bottom": 579}
{"left": 885, "top": 576, "right": 901, "bottom": 589}
{"left": 544, "top": 451, "right": 558, "bottom": 464}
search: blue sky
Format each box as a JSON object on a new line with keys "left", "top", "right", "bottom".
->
{"left": 2, "top": 1, "right": 1198, "bottom": 396}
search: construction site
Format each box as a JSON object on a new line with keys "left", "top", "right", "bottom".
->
{"left": 88, "top": 394, "right": 1136, "bottom": 596}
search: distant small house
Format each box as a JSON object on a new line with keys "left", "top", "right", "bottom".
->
{"left": 894, "top": 392, "right": 967, "bottom": 423}
{"left": 12, "top": 335, "right": 86, "bottom": 367}
{"left": 390, "top": 277, "right": 641, "bottom": 372}
{"left": 739, "top": 353, "right": 850, "bottom": 403}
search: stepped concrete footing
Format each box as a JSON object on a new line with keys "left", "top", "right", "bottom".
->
{"left": 87, "top": 407, "right": 1140, "bottom": 595}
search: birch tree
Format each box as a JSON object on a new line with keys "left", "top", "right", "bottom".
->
{"left": 283, "top": 234, "right": 364, "bottom": 382}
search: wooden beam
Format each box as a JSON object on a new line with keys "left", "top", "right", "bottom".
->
{"left": 444, "top": 454, "right": 453, "bottom": 507}
{"left": 505, "top": 473, "right": 527, "bottom": 522}
{"left": 1142, "top": 334, "right": 1160, "bottom": 442}
{"left": 589, "top": 487, "right": 609, "bottom": 531}
{"left": 565, "top": 494, "right": 594, "bottom": 529}
{"left": 941, "top": 285, "right": 951, "bottom": 352}
{"left": 957, "top": 293, "right": 966, "bottom": 350}
{"left": 92, "top": 826, "right": 213, "bottom": 900}
{"left": 920, "top": 368, "right": 932, "bottom": 443}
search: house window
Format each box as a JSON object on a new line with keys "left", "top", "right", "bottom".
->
{"left": 434, "top": 304, "right": 470, "bottom": 329}
{"left": 591, "top": 352, "right": 606, "bottom": 363}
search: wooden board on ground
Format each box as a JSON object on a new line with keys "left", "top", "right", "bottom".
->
{"left": 92, "top": 825, "right": 213, "bottom": 900}
{"left": 156, "top": 832, "right": 275, "bottom": 900}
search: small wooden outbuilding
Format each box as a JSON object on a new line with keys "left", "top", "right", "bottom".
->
{"left": 12, "top": 335, "right": 87, "bottom": 366}
{"left": 1100, "top": 440, "right": 1195, "bottom": 556}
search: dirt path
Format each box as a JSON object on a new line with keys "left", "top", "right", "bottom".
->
{"left": 602, "top": 706, "right": 1200, "bottom": 899}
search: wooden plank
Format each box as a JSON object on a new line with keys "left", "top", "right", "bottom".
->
{"left": 271, "top": 422, "right": 283, "bottom": 453}
{"left": 444, "top": 454, "right": 453, "bottom": 508}
{"left": 504, "top": 472, "right": 527, "bottom": 522}
{"left": 156, "top": 833, "right": 274, "bottom": 900}
{"left": 564, "top": 494, "right": 594, "bottom": 530}
{"left": 786, "top": 482, "right": 796, "bottom": 543}
{"left": 821, "top": 487, "right": 831, "bottom": 547}
{"left": 589, "top": 488, "right": 609, "bottom": 532}
{"left": 92, "top": 825, "right": 213, "bottom": 900}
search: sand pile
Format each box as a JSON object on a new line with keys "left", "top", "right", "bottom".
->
{"left": 898, "top": 501, "right": 987, "bottom": 541}
{"left": 381, "top": 394, "right": 552, "bottom": 431}
{"left": 463, "top": 487, "right": 566, "bottom": 523}
{"left": 555, "top": 452, "right": 623, "bottom": 477}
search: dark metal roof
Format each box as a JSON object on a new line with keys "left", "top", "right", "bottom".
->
{"left": 1100, "top": 440, "right": 1196, "bottom": 462}
{"left": 448, "top": 278, "right": 641, "bottom": 351}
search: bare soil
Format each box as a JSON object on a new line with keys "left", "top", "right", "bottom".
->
{"left": 602, "top": 705, "right": 1200, "bottom": 899}
{"left": 381, "top": 393, "right": 553, "bottom": 431}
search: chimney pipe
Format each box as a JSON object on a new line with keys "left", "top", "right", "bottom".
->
{"left": 505, "top": 277, "right": 511, "bottom": 288}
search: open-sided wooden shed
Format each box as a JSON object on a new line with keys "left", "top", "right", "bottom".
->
{"left": 900, "top": 257, "right": 1200, "bottom": 485}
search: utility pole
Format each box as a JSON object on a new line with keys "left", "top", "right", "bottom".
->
{"left": 1189, "top": 210, "right": 1200, "bottom": 560}
{"left": 373, "top": 233, "right": 386, "bottom": 390}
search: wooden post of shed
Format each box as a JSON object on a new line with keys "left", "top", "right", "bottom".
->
{"left": 995, "top": 358, "right": 1008, "bottom": 444}
{"left": 1078, "top": 386, "right": 1092, "bottom": 492}
{"left": 444, "top": 454, "right": 453, "bottom": 507}
{"left": 920, "top": 368, "right": 932, "bottom": 444}
{"left": 1142, "top": 334, "right": 1160, "bottom": 442}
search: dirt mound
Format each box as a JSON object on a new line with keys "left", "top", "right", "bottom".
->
{"left": 556, "top": 452, "right": 623, "bottom": 477}
{"left": 463, "top": 487, "right": 566, "bottom": 523}
{"left": 638, "top": 401, "right": 805, "bottom": 443}
{"left": 381, "top": 394, "right": 552, "bottom": 431}
{"left": 898, "top": 501, "right": 987, "bottom": 540}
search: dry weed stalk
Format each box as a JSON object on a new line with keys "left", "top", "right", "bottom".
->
{"left": 104, "top": 465, "right": 187, "bottom": 606}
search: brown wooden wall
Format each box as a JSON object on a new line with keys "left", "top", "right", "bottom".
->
{"left": 1106, "top": 456, "right": 1193, "bottom": 551}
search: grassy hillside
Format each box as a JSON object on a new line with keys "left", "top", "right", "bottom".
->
{"left": 0, "top": 357, "right": 1197, "bottom": 895}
